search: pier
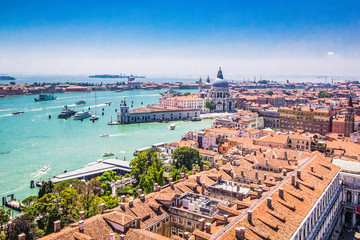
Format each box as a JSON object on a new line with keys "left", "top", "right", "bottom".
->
{"left": 50, "top": 159, "right": 131, "bottom": 184}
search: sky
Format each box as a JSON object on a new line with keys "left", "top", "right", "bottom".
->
{"left": 0, "top": 0, "right": 359, "bottom": 78}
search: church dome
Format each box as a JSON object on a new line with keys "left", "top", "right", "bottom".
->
{"left": 212, "top": 78, "right": 229, "bottom": 88}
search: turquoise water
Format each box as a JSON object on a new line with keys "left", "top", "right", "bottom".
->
{"left": 0, "top": 90, "right": 213, "bottom": 201}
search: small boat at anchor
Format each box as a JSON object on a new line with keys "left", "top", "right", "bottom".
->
{"left": 41, "top": 165, "right": 50, "bottom": 171}
{"left": 103, "top": 152, "right": 114, "bottom": 157}
{"left": 105, "top": 101, "right": 112, "bottom": 105}
{"left": 100, "top": 134, "right": 110, "bottom": 137}
{"left": 169, "top": 124, "right": 176, "bottom": 130}
{"left": 76, "top": 100, "right": 86, "bottom": 105}
{"left": 12, "top": 111, "right": 24, "bottom": 115}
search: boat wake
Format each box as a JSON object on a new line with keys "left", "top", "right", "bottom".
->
{"left": 109, "top": 133, "right": 127, "bottom": 137}
{"left": 0, "top": 109, "right": 13, "bottom": 112}
{"left": 32, "top": 166, "right": 51, "bottom": 179}
{"left": 0, "top": 113, "right": 14, "bottom": 118}
{"left": 119, "top": 150, "right": 126, "bottom": 154}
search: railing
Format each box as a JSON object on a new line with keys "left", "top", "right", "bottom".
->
{"left": 306, "top": 184, "right": 342, "bottom": 240}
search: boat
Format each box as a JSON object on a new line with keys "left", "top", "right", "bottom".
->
{"left": 100, "top": 134, "right": 110, "bottom": 137}
{"left": 41, "top": 165, "right": 50, "bottom": 171}
{"left": 105, "top": 101, "right": 112, "bottom": 105}
{"left": 12, "top": 111, "right": 24, "bottom": 115}
{"left": 5, "top": 199, "right": 24, "bottom": 211}
{"left": 90, "top": 92, "right": 99, "bottom": 121}
{"left": 76, "top": 100, "right": 86, "bottom": 105}
{"left": 73, "top": 111, "right": 91, "bottom": 120}
{"left": 169, "top": 124, "right": 176, "bottom": 130}
{"left": 115, "top": 89, "right": 123, "bottom": 92}
{"left": 34, "top": 93, "right": 56, "bottom": 102}
{"left": 190, "top": 117, "right": 201, "bottom": 121}
{"left": 103, "top": 152, "right": 114, "bottom": 157}
{"left": 58, "top": 106, "right": 77, "bottom": 119}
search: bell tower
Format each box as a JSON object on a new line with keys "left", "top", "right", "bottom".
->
{"left": 344, "top": 97, "right": 355, "bottom": 137}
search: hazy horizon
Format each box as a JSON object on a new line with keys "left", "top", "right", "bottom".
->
{"left": 1, "top": 0, "right": 359, "bottom": 77}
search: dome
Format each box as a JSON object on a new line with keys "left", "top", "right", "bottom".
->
{"left": 212, "top": 78, "right": 229, "bottom": 88}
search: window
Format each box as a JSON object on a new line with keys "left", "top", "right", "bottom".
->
{"left": 187, "top": 221, "right": 192, "bottom": 227}
{"left": 171, "top": 227, "right": 177, "bottom": 236}
{"left": 347, "top": 191, "right": 352, "bottom": 203}
{"left": 171, "top": 217, "right": 176, "bottom": 222}
{"left": 150, "top": 226, "right": 154, "bottom": 232}
{"left": 178, "top": 218, "right": 184, "bottom": 225}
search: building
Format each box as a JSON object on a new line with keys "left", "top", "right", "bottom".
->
{"left": 159, "top": 95, "right": 206, "bottom": 112}
{"left": 259, "top": 109, "right": 281, "bottom": 129}
{"left": 206, "top": 67, "right": 235, "bottom": 112}
{"left": 117, "top": 103, "right": 200, "bottom": 124}
{"left": 344, "top": 97, "right": 355, "bottom": 137}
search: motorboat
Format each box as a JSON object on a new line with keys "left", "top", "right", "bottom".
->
{"left": 105, "top": 101, "right": 112, "bottom": 105}
{"left": 58, "top": 106, "right": 77, "bottom": 119}
{"left": 73, "top": 111, "right": 91, "bottom": 120}
{"left": 103, "top": 152, "right": 114, "bottom": 157}
{"left": 90, "top": 115, "right": 99, "bottom": 121}
{"left": 41, "top": 165, "right": 50, "bottom": 171}
{"left": 100, "top": 134, "right": 110, "bottom": 137}
{"left": 34, "top": 93, "right": 56, "bottom": 102}
{"left": 76, "top": 100, "right": 86, "bottom": 105}
{"left": 169, "top": 124, "right": 176, "bottom": 130}
{"left": 12, "top": 111, "right": 24, "bottom": 115}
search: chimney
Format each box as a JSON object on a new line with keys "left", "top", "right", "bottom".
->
{"left": 153, "top": 183, "right": 158, "bottom": 192}
{"left": 120, "top": 234, "right": 125, "bottom": 240}
{"left": 110, "top": 233, "right": 115, "bottom": 240}
{"left": 169, "top": 178, "right": 173, "bottom": 183}
{"left": 121, "top": 195, "right": 126, "bottom": 203}
{"left": 222, "top": 159, "right": 227, "bottom": 165}
{"left": 241, "top": 170, "right": 244, "bottom": 177}
{"left": 201, "top": 182, "right": 206, "bottom": 194}
{"left": 296, "top": 180, "right": 300, "bottom": 189}
{"left": 267, "top": 197, "right": 272, "bottom": 208}
{"left": 291, "top": 174, "right": 295, "bottom": 186}
{"left": 224, "top": 214, "right": 229, "bottom": 224}
{"left": 284, "top": 151, "right": 288, "bottom": 160}
{"left": 18, "top": 234, "right": 26, "bottom": 240}
{"left": 257, "top": 189, "right": 262, "bottom": 199}
{"left": 54, "top": 220, "right": 61, "bottom": 233}
{"left": 129, "top": 200, "right": 134, "bottom": 208}
{"left": 198, "top": 218, "right": 205, "bottom": 230}
{"left": 204, "top": 165, "right": 209, "bottom": 171}
{"left": 100, "top": 203, "right": 105, "bottom": 214}
{"left": 197, "top": 166, "right": 201, "bottom": 172}
{"left": 120, "top": 202, "right": 125, "bottom": 210}
{"left": 180, "top": 173, "right": 185, "bottom": 179}
{"left": 279, "top": 188, "right": 284, "bottom": 199}
{"left": 254, "top": 151, "right": 257, "bottom": 156}
{"left": 138, "top": 189, "right": 143, "bottom": 197}
{"left": 263, "top": 153, "right": 266, "bottom": 157}
{"left": 265, "top": 159, "right": 268, "bottom": 165}
{"left": 205, "top": 223, "right": 211, "bottom": 233}
{"left": 196, "top": 175, "right": 201, "bottom": 184}
{"left": 255, "top": 171, "right": 258, "bottom": 179}
{"left": 282, "top": 169, "right": 287, "bottom": 176}
{"left": 170, "top": 182, "right": 175, "bottom": 190}
{"left": 79, "top": 220, "right": 84, "bottom": 233}
{"left": 156, "top": 185, "right": 161, "bottom": 192}
{"left": 237, "top": 192, "right": 244, "bottom": 201}
{"left": 218, "top": 175, "right": 222, "bottom": 183}
{"left": 184, "top": 232, "right": 190, "bottom": 240}
{"left": 263, "top": 174, "right": 267, "bottom": 181}
{"left": 247, "top": 210, "right": 253, "bottom": 223}
{"left": 140, "top": 194, "right": 145, "bottom": 201}
{"left": 185, "top": 174, "right": 189, "bottom": 179}
{"left": 216, "top": 163, "right": 219, "bottom": 170}
{"left": 192, "top": 169, "right": 196, "bottom": 175}
{"left": 79, "top": 211, "right": 85, "bottom": 220}
{"left": 311, "top": 166, "right": 314, "bottom": 172}
{"left": 297, "top": 170, "right": 301, "bottom": 179}
{"left": 235, "top": 227, "right": 246, "bottom": 240}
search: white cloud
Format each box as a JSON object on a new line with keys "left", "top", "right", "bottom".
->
{"left": 327, "top": 51, "right": 334, "bottom": 55}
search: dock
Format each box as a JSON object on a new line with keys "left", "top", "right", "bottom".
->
{"left": 50, "top": 159, "right": 131, "bottom": 184}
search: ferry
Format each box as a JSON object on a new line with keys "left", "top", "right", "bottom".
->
{"left": 12, "top": 111, "right": 24, "bottom": 115}
{"left": 73, "top": 111, "right": 91, "bottom": 120}
{"left": 41, "top": 165, "right": 50, "bottom": 171}
{"left": 34, "top": 93, "right": 56, "bottom": 102}
{"left": 169, "top": 124, "right": 176, "bottom": 130}
{"left": 103, "top": 152, "right": 114, "bottom": 157}
{"left": 76, "top": 100, "right": 86, "bottom": 105}
{"left": 58, "top": 106, "right": 77, "bottom": 119}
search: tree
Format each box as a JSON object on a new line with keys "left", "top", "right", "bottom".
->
{"left": 203, "top": 161, "right": 212, "bottom": 170}
{"left": 97, "top": 171, "right": 120, "bottom": 196}
{"left": 183, "top": 92, "right": 190, "bottom": 96}
{"left": 5, "top": 214, "right": 37, "bottom": 240}
{"left": 265, "top": 90, "right": 273, "bottom": 96}
{"left": 101, "top": 196, "right": 120, "bottom": 209}
{"left": 318, "top": 90, "right": 331, "bottom": 98}
{"left": 38, "top": 181, "right": 53, "bottom": 198}
{"left": 205, "top": 100, "right": 216, "bottom": 112}
{"left": 283, "top": 90, "right": 292, "bottom": 95}
{"left": 172, "top": 147, "right": 202, "bottom": 172}
{"left": 0, "top": 208, "right": 10, "bottom": 231}
{"left": 21, "top": 196, "right": 38, "bottom": 208}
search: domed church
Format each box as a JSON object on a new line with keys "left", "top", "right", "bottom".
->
{"left": 206, "top": 67, "right": 235, "bottom": 112}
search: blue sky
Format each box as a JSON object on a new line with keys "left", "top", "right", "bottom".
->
{"left": 0, "top": 0, "right": 359, "bottom": 77}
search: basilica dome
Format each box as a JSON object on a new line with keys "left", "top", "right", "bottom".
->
{"left": 212, "top": 78, "right": 229, "bottom": 88}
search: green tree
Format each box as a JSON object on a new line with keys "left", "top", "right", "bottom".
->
{"left": 205, "top": 100, "right": 216, "bottom": 112}
{"left": 183, "top": 92, "right": 191, "bottom": 96}
{"left": 97, "top": 171, "right": 120, "bottom": 196}
{"left": 38, "top": 181, "right": 54, "bottom": 198}
{"left": 22, "top": 196, "right": 38, "bottom": 208}
{"left": 0, "top": 208, "right": 10, "bottom": 231}
{"left": 265, "top": 90, "right": 273, "bottom": 96}
{"left": 203, "top": 161, "right": 212, "bottom": 170}
{"left": 283, "top": 90, "right": 292, "bottom": 95}
{"left": 318, "top": 90, "right": 331, "bottom": 98}
{"left": 101, "top": 195, "right": 120, "bottom": 209}
{"left": 172, "top": 147, "right": 202, "bottom": 172}
{"left": 5, "top": 214, "right": 37, "bottom": 240}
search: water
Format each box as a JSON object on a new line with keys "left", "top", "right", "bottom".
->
{"left": 0, "top": 89, "right": 214, "bottom": 201}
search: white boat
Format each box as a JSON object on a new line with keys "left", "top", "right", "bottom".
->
{"left": 103, "top": 152, "right": 114, "bottom": 157}
{"left": 73, "top": 111, "right": 91, "bottom": 120}
{"left": 100, "top": 134, "right": 110, "bottom": 137}
{"left": 169, "top": 124, "right": 176, "bottom": 130}
{"left": 90, "top": 92, "right": 99, "bottom": 121}
{"left": 41, "top": 165, "right": 50, "bottom": 171}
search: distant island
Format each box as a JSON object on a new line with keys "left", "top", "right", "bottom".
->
{"left": 0, "top": 75, "right": 16, "bottom": 80}
{"left": 89, "top": 74, "right": 146, "bottom": 79}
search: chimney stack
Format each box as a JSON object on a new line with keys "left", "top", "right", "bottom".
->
{"left": 79, "top": 220, "right": 84, "bottom": 233}
{"left": 185, "top": 174, "right": 189, "bottom": 179}
{"left": 235, "top": 227, "right": 246, "bottom": 240}
{"left": 247, "top": 211, "right": 253, "bottom": 224}
{"left": 192, "top": 169, "right": 196, "bottom": 175}
{"left": 205, "top": 223, "right": 211, "bottom": 233}
{"left": 296, "top": 180, "right": 300, "bottom": 189}
{"left": 204, "top": 165, "right": 209, "bottom": 171}
{"left": 120, "top": 234, "right": 125, "bottom": 240}
{"left": 138, "top": 189, "right": 142, "bottom": 197}
{"left": 224, "top": 214, "right": 229, "bottom": 224}
{"left": 110, "top": 233, "right": 115, "bottom": 240}
{"left": 79, "top": 211, "right": 85, "bottom": 220}
{"left": 121, "top": 195, "right": 126, "bottom": 203}
{"left": 241, "top": 170, "right": 244, "bottom": 177}
{"left": 282, "top": 169, "right": 287, "bottom": 176}
{"left": 181, "top": 173, "right": 185, "bottom": 179}
{"left": 201, "top": 182, "right": 206, "bottom": 194}
{"left": 140, "top": 194, "right": 145, "bottom": 201}
{"left": 153, "top": 183, "right": 159, "bottom": 192}
{"left": 255, "top": 171, "right": 258, "bottom": 179}
{"left": 198, "top": 218, "right": 205, "bottom": 230}
{"left": 311, "top": 166, "right": 314, "bottom": 172}
{"left": 284, "top": 151, "right": 288, "bottom": 160}
{"left": 257, "top": 189, "right": 262, "bottom": 199}
{"left": 54, "top": 220, "right": 61, "bottom": 233}
{"left": 120, "top": 202, "right": 125, "bottom": 210}
{"left": 18, "top": 234, "right": 26, "bottom": 240}
{"left": 263, "top": 174, "right": 267, "bottom": 181}
{"left": 237, "top": 192, "right": 244, "bottom": 201}
{"left": 156, "top": 185, "right": 161, "bottom": 192}
{"left": 170, "top": 182, "right": 175, "bottom": 190}
{"left": 291, "top": 174, "right": 295, "bottom": 186}
{"left": 196, "top": 175, "right": 201, "bottom": 184}
{"left": 267, "top": 197, "right": 272, "bottom": 208}
{"left": 100, "top": 203, "right": 105, "bottom": 214}
{"left": 297, "top": 170, "right": 301, "bottom": 179}
{"left": 279, "top": 188, "right": 284, "bottom": 199}
{"left": 197, "top": 166, "right": 201, "bottom": 172}
{"left": 169, "top": 178, "right": 173, "bottom": 183}
{"left": 129, "top": 200, "right": 134, "bottom": 208}
{"left": 222, "top": 159, "right": 227, "bottom": 165}
{"left": 184, "top": 232, "right": 190, "bottom": 240}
